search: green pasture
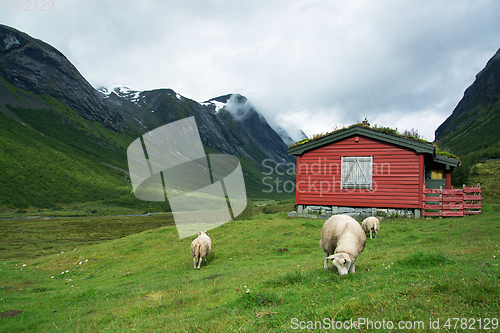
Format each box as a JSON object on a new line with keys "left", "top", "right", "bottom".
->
{"left": 0, "top": 202, "right": 498, "bottom": 332}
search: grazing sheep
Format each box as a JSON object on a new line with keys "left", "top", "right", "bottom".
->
{"left": 191, "top": 231, "right": 212, "bottom": 270}
{"left": 362, "top": 216, "right": 380, "bottom": 239}
{"left": 320, "top": 215, "right": 366, "bottom": 275}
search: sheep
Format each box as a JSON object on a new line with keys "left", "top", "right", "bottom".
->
{"left": 362, "top": 216, "right": 380, "bottom": 239}
{"left": 319, "top": 214, "right": 366, "bottom": 275}
{"left": 190, "top": 231, "right": 212, "bottom": 270}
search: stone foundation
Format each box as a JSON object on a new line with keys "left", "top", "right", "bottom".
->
{"left": 289, "top": 205, "right": 421, "bottom": 219}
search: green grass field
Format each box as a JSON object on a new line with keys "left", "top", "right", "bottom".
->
{"left": 1, "top": 202, "right": 499, "bottom": 332}
{"left": 0, "top": 213, "right": 175, "bottom": 260}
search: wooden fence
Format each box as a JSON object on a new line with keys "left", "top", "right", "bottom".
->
{"left": 422, "top": 184, "right": 481, "bottom": 217}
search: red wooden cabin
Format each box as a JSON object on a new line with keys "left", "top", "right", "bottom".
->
{"left": 287, "top": 126, "right": 460, "bottom": 217}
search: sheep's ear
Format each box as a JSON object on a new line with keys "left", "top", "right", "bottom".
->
{"left": 327, "top": 253, "right": 344, "bottom": 261}
{"left": 198, "top": 231, "right": 202, "bottom": 235}
{"left": 339, "top": 255, "right": 350, "bottom": 265}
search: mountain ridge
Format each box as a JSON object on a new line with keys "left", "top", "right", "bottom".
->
{"left": 97, "top": 85, "right": 297, "bottom": 166}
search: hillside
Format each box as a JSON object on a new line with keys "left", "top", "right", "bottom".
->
{"left": 435, "top": 48, "right": 500, "bottom": 151}
{"left": 0, "top": 25, "right": 296, "bottom": 210}
{"left": 468, "top": 160, "right": 500, "bottom": 204}
{"left": 0, "top": 78, "right": 139, "bottom": 210}
{"left": 434, "top": 48, "right": 500, "bottom": 185}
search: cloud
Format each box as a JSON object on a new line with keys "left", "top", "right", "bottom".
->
{"left": 223, "top": 94, "right": 260, "bottom": 122}
{"left": 3, "top": 0, "right": 500, "bottom": 142}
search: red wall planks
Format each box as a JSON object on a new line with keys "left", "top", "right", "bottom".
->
{"left": 296, "top": 135, "right": 422, "bottom": 208}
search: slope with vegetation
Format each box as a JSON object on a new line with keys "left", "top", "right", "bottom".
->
{"left": 435, "top": 48, "right": 500, "bottom": 186}
{"left": 0, "top": 78, "right": 142, "bottom": 211}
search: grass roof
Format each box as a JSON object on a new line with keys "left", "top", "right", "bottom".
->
{"left": 289, "top": 119, "right": 459, "bottom": 160}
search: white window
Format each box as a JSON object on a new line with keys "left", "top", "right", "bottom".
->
{"left": 341, "top": 156, "right": 373, "bottom": 190}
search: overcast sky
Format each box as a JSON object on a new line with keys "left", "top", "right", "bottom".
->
{"left": 3, "top": 0, "right": 500, "bottom": 141}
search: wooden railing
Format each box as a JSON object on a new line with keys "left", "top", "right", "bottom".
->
{"left": 422, "top": 185, "right": 481, "bottom": 217}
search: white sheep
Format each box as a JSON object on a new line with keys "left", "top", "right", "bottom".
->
{"left": 190, "top": 231, "right": 212, "bottom": 270}
{"left": 319, "top": 214, "right": 366, "bottom": 275}
{"left": 361, "top": 216, "right": 380, "bottom": 239}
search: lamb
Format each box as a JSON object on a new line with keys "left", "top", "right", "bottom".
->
{"left": 319, "top": 214, "right": 366, "bottom": 275}
{"left": 190, "top": 231, "right": 212, "bottom": 270}
{"left": 361, "top": 216, "right": 380, "bottom": 239}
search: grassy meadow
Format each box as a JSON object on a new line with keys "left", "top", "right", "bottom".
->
{"left": 0, "top": 213, "right": 175, "bottom": 260}
{"left": 0, "top": 202, "right": 499, "bottom": 332}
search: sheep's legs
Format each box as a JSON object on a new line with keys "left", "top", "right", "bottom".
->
{"left": 193, "top": 256, "right": 207, "bottom": 269}
{"left": 349, "top": 261, "right": 356, "bottom": 274}
{"left": 323, "top": 252, "right": 329, "bottom": 269}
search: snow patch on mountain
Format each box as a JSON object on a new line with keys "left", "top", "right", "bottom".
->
{"left": 3, "top": 35, "right": 20, "bottom": 51}
{"left": 98, "top": 84, "right": 143, "bottom": 106}
{"left": 201, "top": 99, "right": 227, "bottom": 113}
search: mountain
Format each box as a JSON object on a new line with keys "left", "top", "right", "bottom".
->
{"left": 0, "top": 25, "right": 295, "bottom": 210}
{"left": 201, "top": 93, "right": 292, "bottom": 162}
{"left": 202, "top": 94, "right": 307, "bottom": 146}
{"left": 98, "top": 87, "right": 294, "bottom": 165}
{"left": 266, "top": 123, "right": 308, "bottom": 147}
{"left": 435, "top": 48, "right": 500, "bottom": 158}
{"left": 0, "top": 25, "right": 138, "bottom": 210}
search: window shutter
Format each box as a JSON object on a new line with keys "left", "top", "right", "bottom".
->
{"left": 341, "top": 156, "right": 373, "bottom": 190}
